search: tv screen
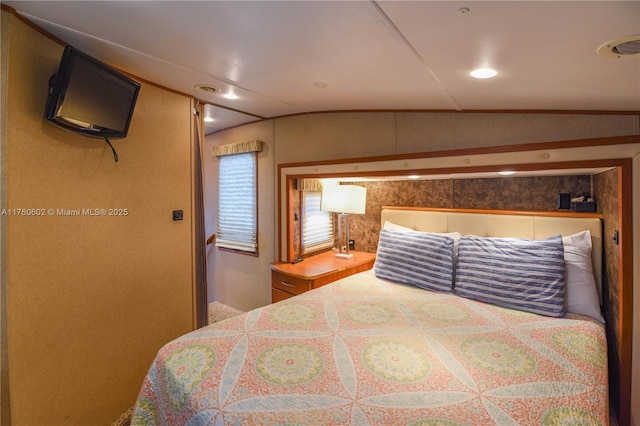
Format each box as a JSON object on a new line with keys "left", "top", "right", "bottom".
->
{"left": 45, "top": 46, "right": 140, "bottom": 139}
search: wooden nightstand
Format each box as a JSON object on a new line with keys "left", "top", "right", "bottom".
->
{"left": 269, "top": 251, "right": 376, "bottom": 302}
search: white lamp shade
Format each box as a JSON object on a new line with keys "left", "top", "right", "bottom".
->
{"left": 321, "top": 185, "right": 367, "bottom": 214}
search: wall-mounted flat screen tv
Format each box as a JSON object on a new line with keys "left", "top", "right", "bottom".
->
{"left": 45, "top": 45, "right": 140, "bottom": 140}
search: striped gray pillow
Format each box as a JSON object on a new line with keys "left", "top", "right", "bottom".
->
{"left": 374, "top": 229, "right": 454, "bottom": 292}
{"left": 454, "top": 235, "right": 566, "bottom": 317}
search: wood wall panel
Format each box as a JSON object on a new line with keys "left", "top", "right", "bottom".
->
{"left": 2, "top": 13, "right": 194, "bottom": 425}
{"left": 632, "top": 154, "right": 640, "bottom": 426}
{"left": 593, "top": 169, "right": 620, "bottom": 334}
{"left": 0, "top": 10, "right": 10, "bottom": 426}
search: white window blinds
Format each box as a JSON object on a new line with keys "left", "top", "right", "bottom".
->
{"left": 302, "top": 190, "right": 333, "bottom": 254}
{"left": 216, "top": 151, "right": 258, "bottom": 253}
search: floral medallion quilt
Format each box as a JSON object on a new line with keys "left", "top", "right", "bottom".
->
{"left": 132, "top": 270, "right": 608, "bottom": 425}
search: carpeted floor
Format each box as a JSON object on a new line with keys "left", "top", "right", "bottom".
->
{"left": 112, "top": 407, "right": 134, "bottom": 426}
{"left": 111, "top": 302, "right": 244, "bottom": 426}
{"left": 207, "top": 301, "right": 244, "bottom": 324}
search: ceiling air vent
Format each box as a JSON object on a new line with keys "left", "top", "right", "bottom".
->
{"left": 598, "top": 35, "right": 640, "bottom": 58}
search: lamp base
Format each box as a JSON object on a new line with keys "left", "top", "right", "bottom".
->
{"left": 334, "top": 252, "right": 354, "bottom": 259}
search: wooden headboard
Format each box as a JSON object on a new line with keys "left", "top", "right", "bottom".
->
{"left": 381, "top": 207, "right": 603, "bottom": 300}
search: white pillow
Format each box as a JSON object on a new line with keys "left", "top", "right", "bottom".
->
{"left": 562, "top": 230, "right": 604, "bottom": 322}
{"left": 441, "top": 232, "right": 461, "bottom": 262}
{"left": 383, "top": 222, "right": 461, "bottom": 245}
{"left": 383, "top": 221, "right": 413, "bottom": 231}
{"left": 382, "top": 222, "right": 461, "bottom": 261}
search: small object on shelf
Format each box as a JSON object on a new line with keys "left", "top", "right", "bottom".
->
{"left": 570, "top": 193, "right": 596, "bottom": 212}
{"left": 571, "top": 201, "right": 597, "bottom": 212}
{"left": 558, "top": 193, "right": 571, "bottom": 210}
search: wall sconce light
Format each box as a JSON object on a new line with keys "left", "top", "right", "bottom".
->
{"left": 321, "top": 184, "right": 367, "bottom": 259}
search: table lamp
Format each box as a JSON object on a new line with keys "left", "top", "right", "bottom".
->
{"left": 320, "top": 184, "right": 366, "bottom": 259}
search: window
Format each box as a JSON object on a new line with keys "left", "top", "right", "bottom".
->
{"left": 302, "top": 190, "right": 333, "bottom": 254}
{"left": 214, "top": 140, "right": 263, "bottom": 254}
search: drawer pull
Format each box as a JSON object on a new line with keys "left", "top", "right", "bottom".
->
{"left": 280, "top": 281, "right": 297, "bottom": 288}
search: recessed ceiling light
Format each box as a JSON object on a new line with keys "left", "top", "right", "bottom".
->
{"left": 498, "top": 171, "right": 516, "bottom": 176}
{"left": 204, "top": 117, "right": 215, "bottom": 123}
{"left": 598, "top": 34, "right": 640, "bottom": 58}
{"left": 223, "top": 93, "right": 239, "bottom": 100}
{"left": 194, "top": 84, "right": 221, "bottom": 94}
{"left": 470, "top": 68, "right": 497, "bottom": 79}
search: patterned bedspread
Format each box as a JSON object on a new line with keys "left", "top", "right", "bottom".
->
{"left": 132, "top": 270, "right": 608, "bottom": 425}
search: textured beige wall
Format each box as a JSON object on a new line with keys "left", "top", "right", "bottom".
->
{"left": 204, "top": 120, "right": 276, "bottom": 312}
{"left": 207, "top": 110, "right": 638, "bottom": 422}
{"left": 274, "top": 111, "right": 639, "bottom": 164}
{"left": 1, "top": 9, "right": 11, "bottom": 426}
{"left": 274, "top": 113, "right": 396, "bottom": 163}
{"left": 395, "top": 112, "right": 638, "bottom": 153}
{"left": 632, "top": 152, "right": 640, "bottom": 426}
{"left": 2, "top": 13, "right": 195, "bottom": 425}
{"left": 207, "top": 111, "right": 638, "bottom": 309}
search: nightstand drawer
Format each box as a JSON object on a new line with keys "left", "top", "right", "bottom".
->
{"left": 271, "top": 271, "right": 311, "bottom": 295}
{"left": 272, "top": 287, "right": 294, "bottom": 303}
{"left": 269, "top": 251, "right": 376, "bottom": 304}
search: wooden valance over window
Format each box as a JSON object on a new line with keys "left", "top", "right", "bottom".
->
{"left": 212, "top": 139, "right": 264, "bottom": 157}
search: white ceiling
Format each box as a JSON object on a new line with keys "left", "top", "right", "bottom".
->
{"left": 4, "top": 1, "right": 640, "bottom": 135}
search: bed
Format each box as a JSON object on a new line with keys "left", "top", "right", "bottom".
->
{"left": 131, "top": 208, "right": 608, "bottom": 425}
